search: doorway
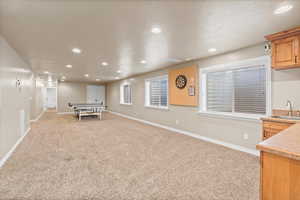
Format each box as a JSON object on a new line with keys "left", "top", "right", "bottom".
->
{"left": 46, "top": 87, "right": 57, "bottom": 111}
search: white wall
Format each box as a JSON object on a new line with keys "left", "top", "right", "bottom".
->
{"left": 272, "top": 68, "right": 300, "bottom": 110}
{"left": 86, "top": 85, "right": 105, "bottom": 104}
{"left": 0, "top": 35, "right": 33, "bottom": 159}
{"left": 57, "top": 82, "right": 105, "bottom": 113}
{"left": 30, "top": 75, "right": 46, "bottom": 120}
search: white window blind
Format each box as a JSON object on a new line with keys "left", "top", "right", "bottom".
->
{"left": 145, "top": 76, "right": 168, "bottom": 108}
{"left": 123, "top": 85, "right": 132, "bottom": 104}
{"left": 120, "top": 84, "right": 132, "bottom": 105}
{"left": 205, "top": 65, "right": 267, "bottom": 115}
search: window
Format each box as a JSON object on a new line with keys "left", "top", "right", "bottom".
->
{"left": 145, "top": 75, "right": 168, "bottom": 109}
{"left": 120, "top": 84, "right": 132, "bottom": 105}
{"left": 200, "top": 56, "right": 271, "bottom": 119}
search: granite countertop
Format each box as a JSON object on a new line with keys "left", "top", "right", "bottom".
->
{"left": 257, "top": 117, "right": 300, "bottom": 160}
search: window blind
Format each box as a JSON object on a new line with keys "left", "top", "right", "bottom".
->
{"left": 147, "top": 77, "right": 168, "bottom": 107}
{"left": 234, "top": 66, "right": 266, "bottom": 114}
{"left": 206, "top": 65, "right": 266, "bottom": 115}
{"left": 123, "top": 85, "right": 131, "bottom": 104}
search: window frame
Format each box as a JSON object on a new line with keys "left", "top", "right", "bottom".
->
{"left": 120, "top": 83, "right": 132, "bottom": 105}
{"left": 144, "top": 75, "right": 169, "bottom": 110}
{"left": 199, "top": 56, "right": 272, "bottom": 120}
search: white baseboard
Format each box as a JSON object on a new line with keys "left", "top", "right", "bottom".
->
{"left": 57, "top": 112, "right": 73, "bottom": 115}
{"left": 0, "top": 127, "right": 31, "bottom": 168}
{"left": 57, "top": 110, "right": 108, "bottom": 115}
{"left": 30, "top": 110, "right": 45, "bottom": 122}
{"left": 108, "top": 111, "right": 259, "bottom": 156}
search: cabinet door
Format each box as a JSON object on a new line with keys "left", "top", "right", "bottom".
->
{"left": 272, "top": 36, "right": 299, "bottom": 69}
{"left": 263, "top": 129, "right": 279, "bottom": 140}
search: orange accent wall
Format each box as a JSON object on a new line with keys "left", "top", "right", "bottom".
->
{"left": 168, "top": 65, "right": 198, "bottom": 106}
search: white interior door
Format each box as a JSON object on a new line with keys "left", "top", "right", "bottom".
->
{"left": 87, "top": 85, "right": 105, "bottom": 104}
{"left": 47, "top": 88, "right": 57, "bottom": 108}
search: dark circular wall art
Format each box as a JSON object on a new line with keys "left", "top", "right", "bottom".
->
{"left": 175, "top": 75, "right": 187, "bottom": 89}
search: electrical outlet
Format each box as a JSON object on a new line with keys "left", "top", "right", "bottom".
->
{"left": 243, "top": 133, "right": 249, "bottom": 140}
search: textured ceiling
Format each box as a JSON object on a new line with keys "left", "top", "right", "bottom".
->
{"left": 1, "top": 0, "right": 300, "bottom": 83}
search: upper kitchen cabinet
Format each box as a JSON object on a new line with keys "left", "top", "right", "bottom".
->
{"left": 265, "top": 27, "right": 300, "bottom": 70}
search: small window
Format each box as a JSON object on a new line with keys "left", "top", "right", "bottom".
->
{"left": 200, "top": 56, "right": 271, "bottom": 119}
{"left": 120, "top": 84, "right": 132, "bottom": 105}
{"left": 145, "top": 75, "right": 168, "bottom": 109}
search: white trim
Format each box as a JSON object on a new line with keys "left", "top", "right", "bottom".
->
{"left": 145, "top": 105, "right": 169, "bottom": 110}
{"left": 199, "top": 56, "right": 272, "bottom": 119}
{"left": 198, "top": 111, "right": 262, "bottom": 122}
{"left": 144, "top": 74, "right": 169, "bottom": 108}
{"left": 57, "top": 112, "right": 73, "bottom": 115}
{"left": 120, "top": 82, "right": 133, "bottom": 105}
{"left": 120, "top": 103, "right": 133, "bottom": 106}
{"left": 108, "top": 110, "right": 259, "bottom": 156}
{"left": 30, "top": 110, "right": 45, "bottom": 122}
{"left": 0, "top": 127, "right": 31, "bottom": 168}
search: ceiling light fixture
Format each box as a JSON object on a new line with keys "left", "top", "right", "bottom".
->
{"left": 208, "top": 48, "right": 217, "bottom": 53}
{"left": 72, "top": 48, "right": 81, "bottom": 54}
{"left": 84, "top": 74, "right": 89, "bottom": 77}
{"left": 66, "top": 64, "right": 72, "bottom": 68}
{"left": 102, "top": 62, "right": 108, "bottom": 66}
{"left": 274, "top": 4, "right": 293, "bottom": 14}
{"left": 115, "top": 77, "right": 120, "bottom": 79}
{"left": 96, "top": 79, "right": 100, "bottom": 81}
{"left": 140, "top": 60, "right": 147, "bottom": 64}
{"left": 117, "top": 70, "right": 122, "bottom": 73}
{"left": 151, "top": 27, "right": 162, "bottom": 34}
{"left": 44, "top": 71, "right": 49, "bottom": 74}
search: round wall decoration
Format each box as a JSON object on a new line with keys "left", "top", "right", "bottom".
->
{"left": 175, "top": 75, "right": 187, "bottom": 89}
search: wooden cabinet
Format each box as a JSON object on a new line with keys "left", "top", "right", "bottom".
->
{"left": 265, "top": 27, "right": 300, "bottom": 70}
{"left": 262, "top": 120, "right": 294, "bottom": 140}
{"left": 271, "top": 36, "right": 299, "bottom": 69}
{"left": 260, "top": 152, "right": 300, "bottom": 200}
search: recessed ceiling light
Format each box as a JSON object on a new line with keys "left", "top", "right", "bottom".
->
{"left": 274, "top": 4, "right": 293, "bottom": 15}
{"left": 84, "top": 74, "right": 89, "bottom": 77}
{"left": 208, "top": 48, "right": 217, "bottom": 53}
{"left": 117, "top": 70, "right": 122, "bottom": 73}
{"left": 115, "top": 77, "right": 120, "bottom": 79}
{"left": 44, "top": 71, "right": 49, "bottom": 74}
{"left": 66, "top": 64, "right": 72, "bottom": 68}
{"left": 96, "top": 78, "right": 100, "bottom": 81}
{"left": 72, "top": 48, "right": 81, "bottom": 54}
{"left": 140, "top": 60, "right": 147, "bottom": 64}
{"left": 151, "top": 27, "right": 162, "bottom": 34}
{"left": 102, "top": 62, "right": 108, "bottom": 66}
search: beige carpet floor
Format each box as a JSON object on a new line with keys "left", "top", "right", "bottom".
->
{"left": 0, "top": 112, "right": 259, "bottom": 200}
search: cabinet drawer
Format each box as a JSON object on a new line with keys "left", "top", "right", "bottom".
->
{"left": 263, "top": 121, "right": 292, "bottom": 131}
{"left": 262, "top": 121, "right": 294, "bottom": 140}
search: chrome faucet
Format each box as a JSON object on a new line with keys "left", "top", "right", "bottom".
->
{"left": 286, "top": 100, "right": 293, "bottom": 116}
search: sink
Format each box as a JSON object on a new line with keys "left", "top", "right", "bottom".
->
{"left": 272, "top": 116, "right": 300, "bottom": 120}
